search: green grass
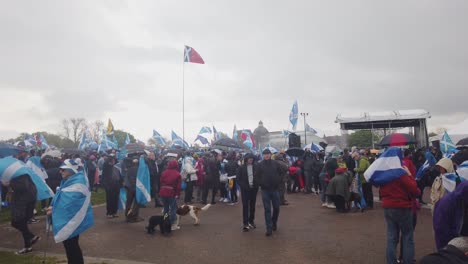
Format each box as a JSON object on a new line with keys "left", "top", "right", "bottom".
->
{"left": 0, "top": 190, "right": 106, "bottom": 224}
{"left": 0, "top": 251, "right": 63, "bottom": 264}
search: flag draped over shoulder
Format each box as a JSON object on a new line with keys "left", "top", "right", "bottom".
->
{"left": 289, "top": 100, "right": 298, "bottom": 131}
{"left": 457, "top": 161, "right": 468, "bottom": 180}
{"left": 442, "top": 173, "right": 465, "bottom": 193}
{"left": 136, "top": 157, "right": 151, "bottom": 205}
{"left": 26, "top": 156, "right": 48, "bottom": 181}
{"left": 184, "top": 45, "right": 205, "bottom": 64}
{"left": 51, "top": 171, "right": 93, "bottom": 243}
{"left": 415, "top": 151, "right": 437, "bottom": 180}
{"left": 364, "top": 147, "right": 407, "bottom": 187}
{"left": 0, "top": 157, "right": 54, "bottom": 200}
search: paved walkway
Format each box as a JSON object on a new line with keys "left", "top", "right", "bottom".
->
{"left": 0, "top": 192, "right": 435, "bottom": 264}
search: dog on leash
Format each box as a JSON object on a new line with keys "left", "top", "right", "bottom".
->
{"left": 146, "top": 213, "right": 171, "bottom": 235}
{"left": 176, "top": 204, "right": 211, "bottom": 226}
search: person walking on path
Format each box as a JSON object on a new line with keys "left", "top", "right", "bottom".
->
{"left": 238, "top": 153, "right": 258, "bottom": 232}
{"left": 159, "top": 159, "right": 182, "bottom": 230}
{"left": 102, "top": 156, "right": 121, "bottom": 218}
{"left": 255, "top": 149, "right": 288, "bottom": 236}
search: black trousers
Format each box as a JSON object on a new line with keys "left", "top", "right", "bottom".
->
{"left": 105, "top": 185, "right": 120, "bottom": 215}
{"left": 125, "top": 188, "right": 140, "bottom": 220}
{"left": 184, "top": 181, "right": 194, "bottom": 203}
{"left": 230, "top": 179, "right": 238, "bottom": 202}
{"left": 362, "top": 183, "right": 374, "bottom": 208}
{"left": 11, "top": 201, "right": 36, "bottom": 248}
{"left": 241, "top": 187, "right": 258, "bottom": 225}
{"left": 332, "top": 195, "right": 346, "bottom": 212}
{"left": 219, "top": 182, "right": 227, "bottom": 199}
{"left": 202, "top": 181, "right": 218, "bottom": 203}
{"left": 63, "top": 235, "right": 83, "bottom": 264}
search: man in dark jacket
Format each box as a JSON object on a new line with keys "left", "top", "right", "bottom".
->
{"left": 147, "top": 152, "right": 163, "bottom": 207}
{"left": 420, "top": 237, "right": 468, "bottom": 264}
{"left": 4, "top": 174, "right": 40, "bottom": 254}
{"left": 124, "top": 158, "right": 142, "bottom": 223}
{"left": 238, "top": 154, "right": 258, "bottom": 231}
{"left": 255, "top": 149, "right": 288, "bottom": 236}
{"left": 202, "top": 152, "right": 220, "bottom": 205}
{"left": 102, "top": 156, "right": 121, "bottom": 218}
{"left": 303, "top": 150, "right": 314, "bottom": 194}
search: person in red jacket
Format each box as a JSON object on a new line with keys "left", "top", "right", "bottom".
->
{"left": 380, "top": 162, "right": 421, "bottom": 264}
{"left": 159, "top": 160, "right": 182, "bottom": 231}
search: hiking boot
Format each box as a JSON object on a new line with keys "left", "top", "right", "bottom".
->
{"left": 15, "top": 248, "right": 32, "bottom": 255}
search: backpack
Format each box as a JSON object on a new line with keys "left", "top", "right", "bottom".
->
{"left": 430, "top": 175, "right": 446, "bottom": 208}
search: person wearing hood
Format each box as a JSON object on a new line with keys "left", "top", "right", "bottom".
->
{"left": 237, "top": 153, "right": 258, "bottom": 232}
{"left": 326, "top": 167, "right": 351, "bottom": 213}
{"left": 125, "top": 158, "right": 143, "bottom": 223}
{"left": 255, "top": 149, "right": 288, "bottom": 236}
{"left": 431, "top": 157, "right": 455, "bottom": 208}
{"left": 433, "top": 180, "right": 468, "bottom": 250}
{"left": 182, "top": 154, "right": 197, "bottom": 204}
{"left": 202, "top": 152, "right": 221, "bottom": 205}
{"left": 159, "top": 160, "right": 182, "bottom": 230}
{"left": 225, "top": 152, "right": 239, "bottom": 204}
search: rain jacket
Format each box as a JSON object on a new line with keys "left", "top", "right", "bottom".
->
{"left": 159, "top": 160, "right": 181, "bottom": 198}
{"left": 380, "top": 174, "right": 420, "bottom": 209}
{"left": 433, "top": 180, "right": 468, "bottom": 250}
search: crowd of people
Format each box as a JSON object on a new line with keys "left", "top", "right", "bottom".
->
{"left": 1, "top": 145, "right": 468, "bottom": 264}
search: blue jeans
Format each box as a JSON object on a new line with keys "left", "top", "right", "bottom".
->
{"left": 161, "top": 197, "right": 177, "bottom": 224}
{"left": 261, "top": 190, "right": 280, "bottom": 231}
{"left": 384, "top": 208, "right": 414, "bottom": 264}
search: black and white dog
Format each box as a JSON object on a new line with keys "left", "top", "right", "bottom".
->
{"left": 146, "top": 213, "right": 171, "bottom": 235}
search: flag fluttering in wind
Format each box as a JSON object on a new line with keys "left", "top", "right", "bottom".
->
{"left": 364, "top": 147, "right": 407, "bottom": 187}
{"left": 26, "top": 156, "right": 48, "bottom": 181}
{"left": 136, "top": 157, "right": 151, "bottom": 205}
{"left": 289, "top": 100, "right": 298, "bottom": 131}
{"left": 213, "top": 126, "right": 220, "bottom": 141}
{"left": 124, "top": 133, "right": 131, "bottom": 146}
{"left": 106, "top": 119, "right": 114, "bottom": 136}
{"left": 39, "top": 134, "right": 49, "bottom": 149}
{"left": 98, "top": 130, "right": 117, "bottom": 153}
{"left": 79, "top": 132, "right": 88, "bottom": 150}
{"left": 440, "top": 131, "right": 457, "bottom": 154}
{"left": 241, "top": 131, "right": 255, "bottom": 149}
{"left": 152, "top": 130, "right": 166, "bottom": 145}
{"left": 195, "top": 135, "right": 209, "bottom": 145}
{"left": 282, "top": 130, "right": 291, "bottom": 138}
{"left": 199, "top": 126, "right": 212, "bottom": 134}
{"left": 0, "top": 156, "right": 54, "bottom": 200}
{"left": 305, "top": 123, "right": 318, "bottom": 135}
{"left": 184, "top": 45, "right": 205, "bottom": 64}
{"left": 171, "top": 131, "right": 189, "bottom": 149}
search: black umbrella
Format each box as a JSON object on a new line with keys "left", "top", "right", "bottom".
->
{"left": 125, "top": 143, "right": 145, "bottom": 155}
{"left": 286, "top": 147, "right": 305, "bottom": 157}
{"left": 379, "top": 133, "right": 417, "bottom": 147}
{"left": 0, "top": 143, "right": 21, "bottom": 158}
{"left": 61, "top": 148, "right": 85, "bottom": 156}
{"left": 212, "top": 138, "right": 244, "bottom": 149}
{"left": 456, "top": 137, "right": 468, "bottom": 149}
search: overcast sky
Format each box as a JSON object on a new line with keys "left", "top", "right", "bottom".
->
{"left": 0, "top": 1, "right": 467, "bottom": 142}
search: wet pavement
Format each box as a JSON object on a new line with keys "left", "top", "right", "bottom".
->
{"left": 0, "top": 191, "right": 436, "bottom": 264}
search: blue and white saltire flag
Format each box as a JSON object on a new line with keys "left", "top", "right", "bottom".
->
{"left": 364, "top": 147, "right": 408, "bottom": 187}
{"left": 289, "top": 100, "right": 298, "bottom": 131}
{"left": 213, "top": 126, "right": 220, "bottom": 141}
{"left": 152, "top": 130, "right": 166, "bottom": 145}
{"left": 39, "top": 134, "right": 49, "bottom": 149}
{"left": 0, "top": 157, "right": 54, "bottom": 200}
{"left": 264, "top": 144, "right": 278, "bottom": 154}
{"left": 282, "top": 130, "right": 291, "bottom": 138}
{"left": 415, "top": 152, "right": 437, "bottom": 181}
{"left": 51, "top": 171, "right": 93, "bottom": 243}
{"left": 199, "top": 126, "right": 212, "bottom": 134}
{"left": 457, "top": 161, "right": 468, "bottom": 181}
{"left": 26, "top": 156, "right": 48, "bottom": 181}
{"left": 118, "top": 187, "right": 127, "bottom": 211}
{"left": 125, "top": 133, "right": 131, "bottom": 146}
{"left": 243, "top": 134, "right": 253, "bottom": 149}
{"left": 305, "top": 123, "right": 318, "bottom": 135}
{"left": 442, "top": 173, "right": 465, "bottom": 193}
{"left": 171, "top": 131, "right": 189, "bottom": 149}
{"left": 303, "top": 143, "right": 324, "bottom": 152}
{"left": 440, "top": 131, "right": 457, "bottom": 155}
{"left": 195, "top": 135, "right": 209, "bottom": 145}
{"left": 136, "top": 157, "right": 151, "bottom": 205}
{"left": 78, "top": 132, "right": 87, "bottom": 150}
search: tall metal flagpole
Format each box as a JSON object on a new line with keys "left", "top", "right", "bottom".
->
{"left": 182, "top": 54, "right": 185, "bottom": 144}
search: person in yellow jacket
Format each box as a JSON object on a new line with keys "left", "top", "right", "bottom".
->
{"left": 354, "top": 152, "right": 372, "bottom": 209}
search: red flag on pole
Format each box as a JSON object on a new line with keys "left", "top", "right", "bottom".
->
{"left": 184, "top": 45, "right": 205, "bottom": 64}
